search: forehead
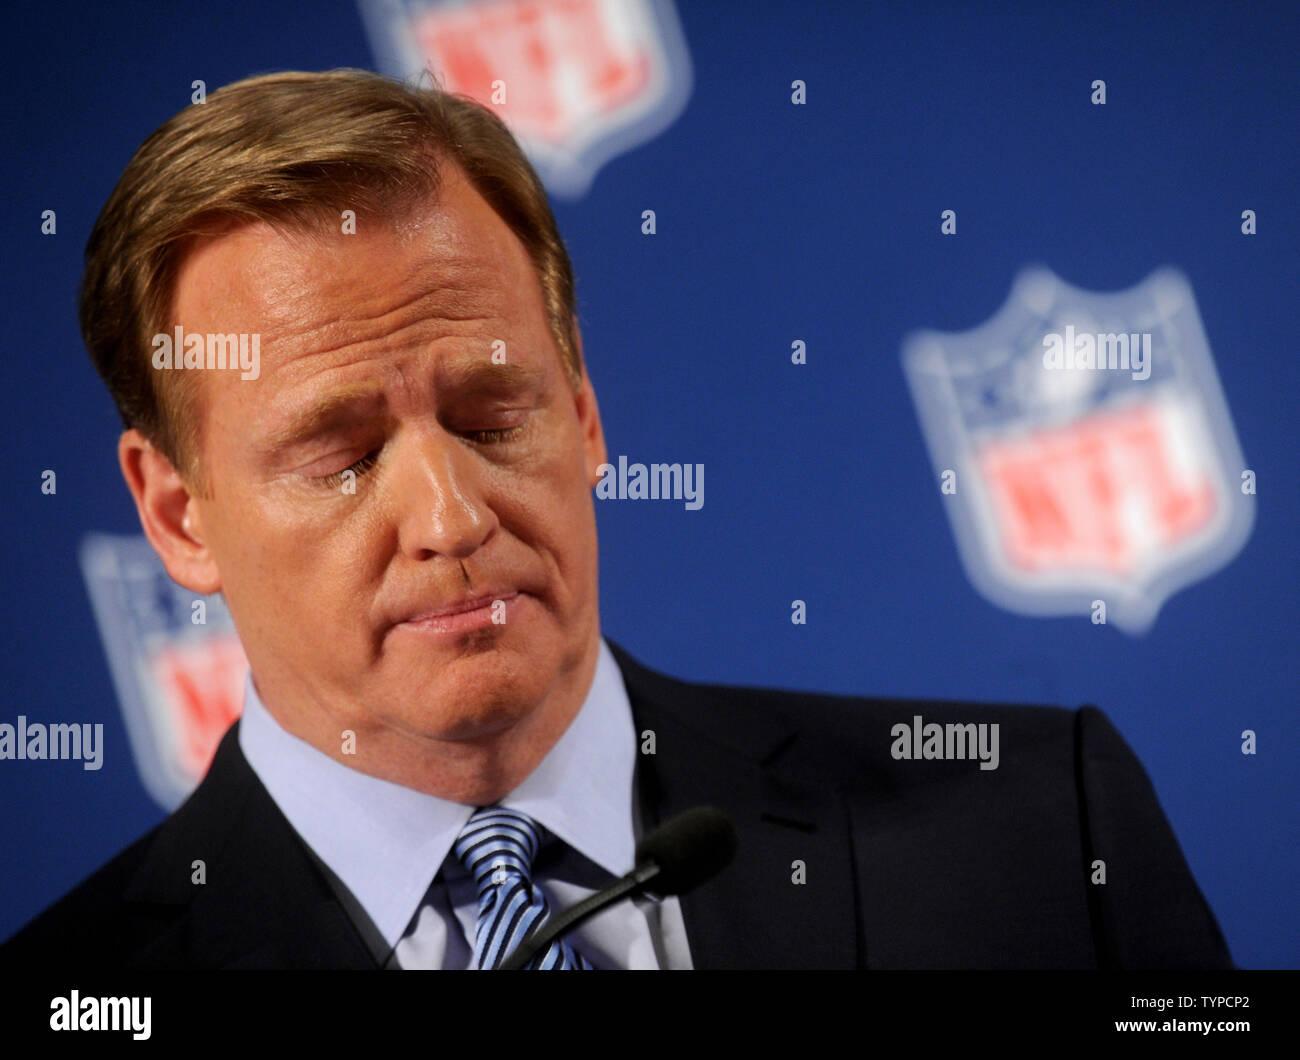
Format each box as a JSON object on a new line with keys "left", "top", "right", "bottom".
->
{"left": 168, "top": 162, "right": 553, "bottom": 389}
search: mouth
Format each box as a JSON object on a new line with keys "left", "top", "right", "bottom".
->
{"left": 396, "top": 590, "right": 523, "bottom": 636}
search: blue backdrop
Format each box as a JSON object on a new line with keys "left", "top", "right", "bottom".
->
{"left": 1, "top": 0, "right": 1295, "bottom": 968}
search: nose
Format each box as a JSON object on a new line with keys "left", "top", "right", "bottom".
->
{"left": 393, "top": 424, "right": 498, "bottom": 560}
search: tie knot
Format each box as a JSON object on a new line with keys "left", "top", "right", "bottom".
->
{"left": 452, "top": 806, "right": 544, "bottom": 896}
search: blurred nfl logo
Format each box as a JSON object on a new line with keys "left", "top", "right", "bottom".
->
{"left": 80, "top": 534, "right": 246, "bottom": 809}
{"left": 902, "top": 267, "right": 1254, "bottom": 634}
{"left": 359, "top": 0, "right": 692, "bottom": 198}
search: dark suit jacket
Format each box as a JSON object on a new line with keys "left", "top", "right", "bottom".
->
{"left": 1, "top": 640, "right": 1231, "bottom": 969}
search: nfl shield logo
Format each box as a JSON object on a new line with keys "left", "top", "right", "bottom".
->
{"left": 359, "top": 0, "right": 693, "bottom": 199}
{"left": 80, "top": 534, "right": 247, "bottom": 809}
{"left": 901, "top": 267, "right": 1255, "bottom": 634}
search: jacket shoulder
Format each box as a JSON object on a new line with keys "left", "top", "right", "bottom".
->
{"left": 610, "top": 640, "right": 1074, "bottom": 782}
{"left": 609, "top": 642, "right": 1232, "bottom": 969}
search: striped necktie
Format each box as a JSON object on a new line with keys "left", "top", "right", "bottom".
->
{"left": 451, "top": 806, "right": 595, "bottom": 970}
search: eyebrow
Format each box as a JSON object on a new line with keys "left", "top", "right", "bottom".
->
{"left": 261, "top": 361, "right": 550, "bottom": 455}
{"left": 435, "top": 358, "right": 549, "bottom": 394}
{"left": 262, "top": 386, "right": 386, "bottom": 454}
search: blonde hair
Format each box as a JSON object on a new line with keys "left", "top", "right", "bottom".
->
{"left": 80, "top": 68, "right": 580, "bottom": 488}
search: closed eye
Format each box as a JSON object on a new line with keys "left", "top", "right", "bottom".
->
{"left": 309, "top": 422, "right": 525, "bottom": 487}
{"left": 463, "top": 425, "right": 525, "bottom": 445}
{"left": 313, "top": 450, "right": 380, "bottom": 488}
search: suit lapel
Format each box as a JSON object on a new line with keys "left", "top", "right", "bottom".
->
{"left": 609, "top": 640, "right": 859, "bottom": 969}
{"left": 123, "top": 722, "right": 379, "bottom": 970}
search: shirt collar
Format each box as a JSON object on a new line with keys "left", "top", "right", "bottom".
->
{"left": 238, "top": 637, "right": 637, "bottom": 949}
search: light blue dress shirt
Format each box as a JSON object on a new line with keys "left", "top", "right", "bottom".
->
{"left": 238, "top": 637, "right": 692, "bottom": 969}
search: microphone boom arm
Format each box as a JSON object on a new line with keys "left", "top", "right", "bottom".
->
{"left": 497, "top": 862, "right": 662, "bottom": 970}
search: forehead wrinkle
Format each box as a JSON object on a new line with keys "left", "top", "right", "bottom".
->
{"left": 261, "top": 272, "right": 494, "bottom": 360}
{"left": 228, "top": 213, "right": 511, "bottom": 345}
{"left": 258, "top": 300, "right": 514, "bottom": 402}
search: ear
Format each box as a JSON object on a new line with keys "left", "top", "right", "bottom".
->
{"left": 118, "top": 429, "right": 222, "bottom": 595}
{"left": 570, "top": 319, "right": 607, "bottom": 486}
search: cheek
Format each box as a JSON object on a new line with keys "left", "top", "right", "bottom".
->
{"left": 498, "top": 444, "right": 595, "bottom": 545}
{"left": 202, "top": 488, "right": 373, "bottom": 630}
{"left": 526, "top": 481, "right": 598, "bottom": 613}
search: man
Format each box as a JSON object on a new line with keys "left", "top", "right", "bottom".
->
{"left": 2, "top": 69, "right": 1231, "bottom": 970}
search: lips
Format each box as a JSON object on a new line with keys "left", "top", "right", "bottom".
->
{"left": 403, "top": 589, "right": 520, "bottom": 623}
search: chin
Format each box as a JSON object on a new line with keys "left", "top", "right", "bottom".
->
{"left": 393, "top": 651, "right": 553, "bottom": 741}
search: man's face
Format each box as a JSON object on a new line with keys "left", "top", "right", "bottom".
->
{"left": 162, "top": 164, "right": 606, "bottom": 780}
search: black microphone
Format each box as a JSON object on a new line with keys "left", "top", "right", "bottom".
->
{"left": 497, "top": 805, "right": 737, "bottom": 970}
